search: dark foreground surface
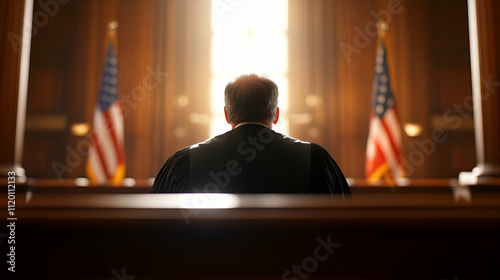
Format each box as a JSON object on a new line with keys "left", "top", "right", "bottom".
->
{"left": 1, "top": 184, "right": 499, "bottom": 280}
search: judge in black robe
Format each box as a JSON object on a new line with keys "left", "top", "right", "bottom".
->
{"left": 150, "top": 74, "right": 350, "bottom": 196}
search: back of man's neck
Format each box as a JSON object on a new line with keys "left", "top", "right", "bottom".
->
{"left": 232, "top": 121, "right": 272, "bottom": 129}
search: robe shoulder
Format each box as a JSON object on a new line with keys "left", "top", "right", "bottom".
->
{"left": 310, "top": 143, "right": 351, "bottom": 196}
{"left": 150, "top": 147, "right": 191, "bottom": 193}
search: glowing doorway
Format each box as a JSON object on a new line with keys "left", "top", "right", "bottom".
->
{"left": 210, "top": 0, "right": 289, "bottom": 136}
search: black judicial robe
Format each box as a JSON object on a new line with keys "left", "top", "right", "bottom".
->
{"left": 150, "top": 124, "right": 350, "bottom": 195}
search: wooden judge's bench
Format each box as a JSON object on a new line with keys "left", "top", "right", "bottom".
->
{"left": 1, "top": 179, "right": 500, "bottom": 280}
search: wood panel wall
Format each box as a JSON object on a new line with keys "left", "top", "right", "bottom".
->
{"left": 21, "top": 0, "right": 475, "bottom": 180}
{"left": 24, "top": 0, "right": 211, "bottom": 179}
{"left": 289, "top": 0, "right": 475, "bottom": 178}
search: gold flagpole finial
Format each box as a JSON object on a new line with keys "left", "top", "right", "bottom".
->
{"left": 107, "top": 21, "right": 119, "bottom": 30}
{"left": 107, "top": 21, "right": 119, "bottom": 38}
{"left": 377, "top": 21, "right": 389, "bottom": 37}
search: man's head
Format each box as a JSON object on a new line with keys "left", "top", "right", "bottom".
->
{"left": 224, "top": 74, "right": 279, "bottom": 128}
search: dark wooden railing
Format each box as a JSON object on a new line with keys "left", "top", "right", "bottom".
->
{"left": 1, "top": 179, "right": 499, "bottom": 279}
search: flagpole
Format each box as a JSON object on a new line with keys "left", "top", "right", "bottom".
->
{"left": 365, "top": 20, "right": 406, "bottom": 185}
{"left": 377, "top": 21, "right": 388, "bottom": 38}
{"left": 378, "top": 21, "right": 407, "bottom": 182}
{"left": 376, "top": 21, "right": 395, "bottom": 89}
{"left": 107, "top": 20, "right": 125, "bottom": 187}
{"left": 107, "top": 20, "right": 119, "bottom": 33}
{"left": 86, "top": 20, "right": 125, "bottom": 187}
{"left": 107, "top": 20, "right": 119, "bottom": 47}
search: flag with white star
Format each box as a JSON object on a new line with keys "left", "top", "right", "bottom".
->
{"left": 365, "top": 39, "right": 405, "bottom": 182}
{"left": 86, "top": 34, "right": 126, "bottom": 186}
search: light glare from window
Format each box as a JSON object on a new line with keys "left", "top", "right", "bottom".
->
{"left": 210, "top": 0, "right": 289, "bottom": 136}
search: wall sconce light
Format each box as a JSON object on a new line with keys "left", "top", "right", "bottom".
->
{"left": 71, "top": 123, "right": 90, "bottom": 136}
{"left": 305, "top": 95, "right": 321, "bottom": 107}
{"left": 177, "top": 95, "right": 190, "bottom": 107}
{"left": 403, "top": 123, "right": 422, "bottom": 137}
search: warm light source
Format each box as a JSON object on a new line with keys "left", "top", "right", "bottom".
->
{"left": 403, "top": 122, "right": 423, "bottom": 137}
{"left": 305, "top": 95, "right": 321, "bottom": 107}
{"left": 74, "top": 177, "right": 90, "bottom": 187}
{"left": 177, "top": 95, "right": 189, "bottom": 107}
{"left": 71, "top": 123, "right": 90, "bottom": 136}
{"left": 122, "top": 178, "right": 136, "bottom": 187}
{"left": 210, "top": 0, "right": 289, "bottom": 137}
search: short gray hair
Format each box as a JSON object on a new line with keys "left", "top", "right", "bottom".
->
{"left": 224, "top": 74, "right": 279, "bottom": 123}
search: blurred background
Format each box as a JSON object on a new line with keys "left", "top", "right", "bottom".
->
{"left": 1, "top": 0, "right": 479, "bottom": 182}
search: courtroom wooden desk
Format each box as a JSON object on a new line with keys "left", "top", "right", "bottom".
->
{"left": 11, "top": 177, "right": 499, "bottom": 195}
{"left": 1, "top": 184, "right": 499, "bottom": 280}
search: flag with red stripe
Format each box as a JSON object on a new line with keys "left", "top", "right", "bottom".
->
{"left": 365, "top": 38, "right": 405, "bottom": 182}
{"left": 86, "top": 36, "right": 125, "bottom": 186}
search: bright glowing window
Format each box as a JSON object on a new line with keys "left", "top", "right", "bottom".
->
{"left": 210, "top": 0, "right": 289, "bottom": 136}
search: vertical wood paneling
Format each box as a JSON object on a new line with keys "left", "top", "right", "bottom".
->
{"left": 23, "top": 0, "right": 78, "bottom": 177}
{"left": 183, "top": 0, "right": 212, "bottom": 143}
{"left": 289, "top": 0, "right": 474, "bottom": 178}
{"left": 118, "top": 0, "right": 155, "bottom": 178}
{"left": 149, "top": 0, "right": 175, "bottom": 172}
{"left": 396, "top": 0, "right": 433, "bottom": 178}
{"left": 336, "top": 0, "right": 379, "bottom": 177}
{"left": 288, "top": 0, "right": 307, "bottom": 138}
{"left": 19, "top": 0, "right": 477, "bottom": 181}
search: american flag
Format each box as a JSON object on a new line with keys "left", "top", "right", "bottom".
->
{"left": 86, "top": 38, "right": 125, "bottom": 186}
{"left": 365, "top": 38, "right": 405, "bottom": 182}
